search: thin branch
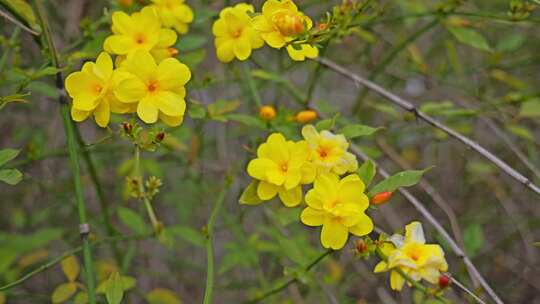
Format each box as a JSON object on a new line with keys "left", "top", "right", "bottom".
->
{"left": 350, "top": 145, "right": 504, "bottom": 304}
{"left": 316, "top": 57, "right": 540, "bottom": 197}
{"left": 31, "top": 1, "right": 96, "bottom": 302}
{"left": 203, "top": 185, "right": 229, "bottom": 304}
{"left": 0, "top": 233, "right": 150, "bottom": 291}
{"left": 242, "top": 250, "right": 333, "bottom": 304}
{"left": 450, "top": 277, "right": 487, "bottom": 304}
{"left": 0, "top": 8, "right": 39, "bottom": 35}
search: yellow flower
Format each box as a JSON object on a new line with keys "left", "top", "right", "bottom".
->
{"left": 301, "top": 125, "right": 358, "bottom": 176}
{"left": 252, "top": 0, "right": 318, "bottom": 61}
{"left": 104, "top": 7, "right": 177, "bottom": 59}
{"left": 114, "top": 50, "right": 191, "bottom": 126}
{"left": 374, "top": 221, "right": 449, "bottom": 291}
{"left": 300, "top": 173, "right": 373, "bottom": 250}
{"left": 247, "top": 133, "right": 316, "bottom": 207}
{"left": 212, "top": 3, "right": 263, "bottom": 62}
{"left": 65, "top": 52, "right": 135, "bottom": 127}
{"left": 150, "top": 0, "right": 194, "bottom": 34}
{"left": 259, "top": 105, "right": 277, "bottom": 121}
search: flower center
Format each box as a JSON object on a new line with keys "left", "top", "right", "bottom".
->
{"left": 147, "top": 81, "right": 159, "bottom": 93}
{"left": 231, "top": 28, "right": 242, "bottom": 38}
{"left": 134, "top": 33, "right": 146, "bottom": 45}
{"left": 94, "top": 84, "right": 103, "bottom": 94}
{"left": 317, "top": 147, "right": 329, "bottom": 158}
{"left": 273, "top": 11, "right": 304, "bottom": 36}
{"left": 280, "top": 163, "right": 288, "bottom": 173}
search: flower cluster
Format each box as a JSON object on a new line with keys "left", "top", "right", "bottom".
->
{"left": 374, "top": 221, "right": 449, "bottom": 291}
{"left": 213, "top": 0, "right": 319, "bottom": 62}
{"left": 65, "top": 3, "right": 192, "bottom": 127}
{"left": 245, "top": 125, "right": 370, "bottom": 249}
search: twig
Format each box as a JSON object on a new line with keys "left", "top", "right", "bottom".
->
{"left": 243, "top": 250, "right": 333, "bottom": 304}
{"left": 450, "top": 276, "right": 487, "bottom": 304}
{"left": 203, "top": 185, "right": 228, "bottom": 304}
{"left": 350, "top": 145, "right": 504, "bottom": 304}
{"left": 32, "top": 0, "right": 96, "bottom": 302}
{"left": 0, "top": 8, "right": 39, "bottom": 35}
{"left": 0, "top": 234, "right": 150, "bottom": 291}
{"left": 316, "top": 56, "right": 540, "bottom": 197}
{"left": 242, "top": 62, "right": 262, "bottom": 107}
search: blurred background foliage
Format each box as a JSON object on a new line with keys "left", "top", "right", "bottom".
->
{"left": 0, "top": 0, "right": 540, "bottom": 303}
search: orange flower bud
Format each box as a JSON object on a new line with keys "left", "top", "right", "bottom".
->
{"left": 370, "top": 191, "right": 393, "bottom": 205}
{"left": 438, "top": 274, "right": 451, "bottom": 289}
{"left": 355, "top": 239, "right": 368, "bottom": 253}
{"left": 259, "top": 105, "right": 277, "bottom": 121}
{"left": 167, "top": 47, "right": 179, "bottom": 57}
{"left": 118, "top": 0, "right": 133, "bottom": 6}
{"left": 155, "top": 132, "right": 165, "bottom": 143}
{"left": 295, "top": 110, "right": 317, "bottom": 123}
{"left": 317, "top": 23, "right": 328, "bottom": 31}
{"left": 122, "top": 122, "right": 133, "bottom": 134}
{"left": 274, "top": 11, "right": 305, "bottom": 36}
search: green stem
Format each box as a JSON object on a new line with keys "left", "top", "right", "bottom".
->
{"left": 0, "top": 233, "right": 150, "bottom": 291}
{"left": 0, "top": 27, "right": 20, "bottom": 72}
{"left": 203, "top": 186, "right": 228, "bottom": 304}
{"left": 134, "top": 145, "right": 160, "bottom": 232}
{"left": 31, "top": 1, "right": 96, "bottom": 302}
{"left": 243, "top": 250, "right": 333, "bottom": 304}
{"left": 75, "top": 128, "right": 123, "bottom": 267}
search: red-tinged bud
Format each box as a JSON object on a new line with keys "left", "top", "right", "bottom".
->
{"left": 438, "top": 274, "right": 451, "bottom": 289}
{"left": 168, "top": 47, "right": 179, "bottom": 57}
{"left": 122, "top": 122, "right": 133, "bottom": 134}
{"left": 370, "top": 191, "right": 393, "bottom": 205}
{"left": 317, "top": 22, "right": 328, "bottom": 31}
{"left": 355, "top": 239, "right": 368, "bottom": 253}
{"left": 155, "top": 132, "right": 165, "bottom": 143}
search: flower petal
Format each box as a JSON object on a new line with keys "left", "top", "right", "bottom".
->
{"left": 348, "top": 213, "right": 374, "bottom": 237}
{"left": 257, "top": 180, "right": 278, "bottom": 200}
{"left": 300, "top": 207, "right": 324, "bottom": 226}
{"left": 154, "top": 91, "right": 186, "bottom": 116}
{"left": 321, "top": 217, "right": 348, "bottom": 250}
{"left": 278, "top": 185, "right": 302, "bottom": 207}
{"left": 247, "top": 158, "right": 275, "bottom": 180}
{"left": 93, "top": 100, "right": 110, "bottom": 128}
{"left": 137, "top": 97, "right": 159, "bottom": 123}
{"left": 157, "top": 58, "right": 191, "bottom": 88}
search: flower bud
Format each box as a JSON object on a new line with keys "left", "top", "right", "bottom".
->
{"left": 259, "top": 105, "right": 277, "bottom": 121}
{"left": 118, "top": 0, "right": 133, "bottom": 6}
{"left": 274, "top": 11, "right": 305, "bottom": 36}
{"left": 122, "top": 122, "right": 133, "bottom": 134}
{"left": 438, "top": 274, "right": 451, "bottom": 289}
{"left": 155, "top": 132, "right": 165, "bottom": 143}
{"left": 167, "top": 47, "right": 179, "bottom": 57}
{"left": 317, "top": 22, "right": 328, "bottom": 31}
{"left": 370, "top": 191, "right": 392, "bottom": 205}
{"left": 355, "top": 239, "right": 368, "bottom": 254}
{"left": 295, "top": 110, "right": 317, "bottom": 123}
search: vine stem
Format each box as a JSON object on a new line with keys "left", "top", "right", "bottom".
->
{"left": 134, "top": 145, "right": 159, "bottom": 232}
{"left": 0, "top": 234, "right": 150, "bottom": 291}
{"left": 31, "top": 1, "right": 96, "bottom": 303}
{"left": 316, "top": 56, "right": 540, "bottom": 197}
{"left": 203, "top": 185, "right": 228, "bottom": 304}
{"left": 242, "top": 62, "right": 262, "bottom": 107}
{"left": 242, "top": 250, "right": 333, "bottom": 304}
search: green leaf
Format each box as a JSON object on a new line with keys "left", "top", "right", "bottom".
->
{"left": 315, "top": 113, "right": 339, "bottom": 131}
{"left": 117, "top": 207, "right": 149, "bottom": 235}
{"left": 0, "top": 169, "right": 22, "bottom": 185}
{"left": 447, "top": 26, "right": 492, "bottom": 52}
{"left": 145, "top": 288, "right": 181, "bottom": 304}
{"left": 0, "top": 93, "right": 29, "bottom": 111}
{"left": 207, "top": 99, "right": 241, "bottom": 121}
{"left": 0, "top": 0, "right": 37, "bottom": 28}
{"left": 518, "top": 98, "right": 540, "bottom": 118}
{"left": 226, "top": 114, "right": 266, "bottom": 129}
{"left": 464, "top": 224, "right": 484, "bottom": 258}
{"left": 0, "top": 149, "right": 20, "bottom": 167}
{"left": 166, "top": 225, "right": 205, "bottom": 247}
{"left": 505, "top": 124, "right": 535, "bottom": 142}
{"left": 239, "top": 180, "right": 263, "bottom": 205}
{"left": 61, "top": 255, "right": 79, "bottom": 282}
{"left": 74, "top": 292, "right": 88, "bottom": 304}
{"left": 368, "top": 167, "right": 432, "bottom": 196}
{"left": 358, "top": 160, "right": 376, "bottom": 187}
{"left": 179, "top": 49, "right": 206, "bottom": 68}
{"left": 339, "top": 124, "right": 382, "bottom": 139}
{"left": 105, "top": 272, "right": 124, "bottom": 304}
{"left": 51, "top": 282, "right": 77, "bottom": 303}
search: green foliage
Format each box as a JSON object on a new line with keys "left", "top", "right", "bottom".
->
{"left": 447, "top": 26, "right": 492, "bottom": 52}
{"left": 368, "top": 167, "right": 432, "bottom": 196}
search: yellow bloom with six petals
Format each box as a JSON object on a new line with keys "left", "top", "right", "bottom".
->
{"left": 247, "top": 133, "right": 316, "bottom": 207}
{"left": 374, "top": 221, "right": 449, "bottom": 291}
{"left": 300, "top": 173, "right": 373, "bottom": 249}
{"left": 103, "top": 7, "right": 177, "bottom": 60}
{"left": 212, "top": 3, "right": 264, "bottom": 62}
{"left": 252, "top": 0, "right": 318, "bottom": 61}
{"left": 302, "top": 125, "right": 358, "bottom": 176}
{"left": 65, "top": 52, "right": 135, "bottom": 127}
{"left": 114, "top": 50, "right": 191, "bottom": 126}
{"left": 150, "top": 0, "right": 194, "bottom": 34}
